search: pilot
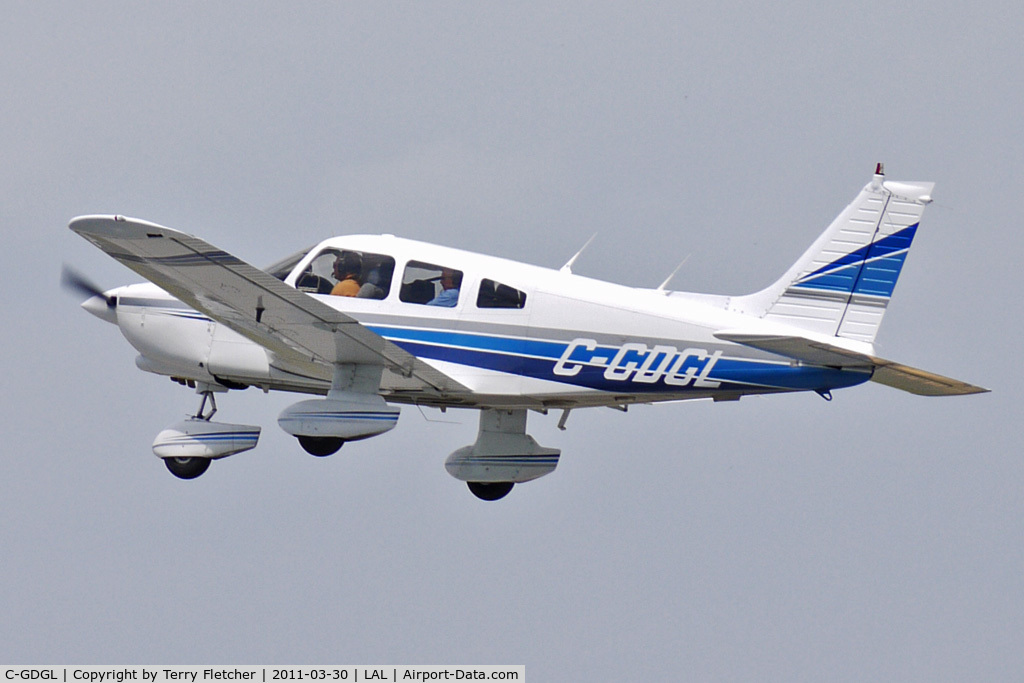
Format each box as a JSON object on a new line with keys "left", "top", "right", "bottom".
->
{"left": 426, "top": 268, "right": 461, "bottom": 307}
{"left": 331, "top": 252, "right": 363, "bottom": 296}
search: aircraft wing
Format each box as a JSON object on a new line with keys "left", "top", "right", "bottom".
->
{"left": 714, "top": 331, "right": 989, "bottom": 397}
{"left": 69, "top": 215, "right": 468, "bottom": 396}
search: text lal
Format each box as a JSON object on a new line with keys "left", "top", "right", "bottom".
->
{"left": 361, "top": 673, "right": 493, "bottom": 681}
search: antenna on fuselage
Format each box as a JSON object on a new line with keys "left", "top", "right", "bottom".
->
{"left": 656, "top": 254, "right": 691, "bottom": 293}
{"left": 560, "top": 233, "right": 597, "bottom": 274}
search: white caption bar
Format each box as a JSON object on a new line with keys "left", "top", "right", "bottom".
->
{"left": 1, "top": 667, "right": 524, "bottom": 683}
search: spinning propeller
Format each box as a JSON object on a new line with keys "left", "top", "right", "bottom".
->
{"left": 61, "top": 264, "right": 116, "bottom": 308}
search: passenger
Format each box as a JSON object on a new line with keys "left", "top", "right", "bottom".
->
{"left": 330, "top": 252, "right": 362, "bottom": 296}
{"left": 357, "top": 267, "right": 386, "bottom": 299}
{"left": 426, "top": 268, "right": 461, "bottom": 307}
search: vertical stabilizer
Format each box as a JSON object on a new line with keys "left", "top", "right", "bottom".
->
{"left": 732, "top": 166, "right": 934, "bottom": 344}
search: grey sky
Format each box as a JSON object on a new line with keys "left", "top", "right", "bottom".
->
{"left": 2, "top": 2, "right": 1020, "bottom": 679}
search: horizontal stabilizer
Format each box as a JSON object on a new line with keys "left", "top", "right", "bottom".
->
{"left": 715, "top": 331, "right": 988, "bottom": 397}
{"left": 869, "top": 362, "right": 988, "bottom": 397}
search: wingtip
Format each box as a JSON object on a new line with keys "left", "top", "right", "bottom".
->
{"left": 69, "top": 214, "right": 175, "bottom": 240}
{"left": 68, "top": 214, "right": 122, "bottom": 236}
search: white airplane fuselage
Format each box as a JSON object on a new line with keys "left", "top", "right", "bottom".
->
{"left": 94, "top": 233, "right": 871, "bottom": 410}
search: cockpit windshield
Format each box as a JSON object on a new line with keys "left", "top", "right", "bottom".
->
{"left": 263, "top": 246, "right": 314, "bottom": 281}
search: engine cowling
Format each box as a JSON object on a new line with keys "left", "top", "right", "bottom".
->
{"left": 277, "top": 391, "right": 399, "bottom": 442}
{"left": 152, "top": 418, "right": 261, "bottom": 460}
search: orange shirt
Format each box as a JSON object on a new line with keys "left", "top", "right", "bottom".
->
{"left": 331, "top": 278, "right": 360, "bottom": 296}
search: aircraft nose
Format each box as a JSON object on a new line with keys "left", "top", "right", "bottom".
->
{"left": 82, "top": 292, "right": 118, "bottom": 324}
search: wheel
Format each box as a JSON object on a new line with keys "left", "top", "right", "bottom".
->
{"left": 164, "top": 457, "right": 211, "bottom": 480}
{"left": 297, "top": 436, "right": 344, "bottom": 457}
{"left": 467, "top": 481, "right": 515, "bottom": 501}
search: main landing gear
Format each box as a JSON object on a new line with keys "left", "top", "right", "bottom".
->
{"left": 447, "top": 408, "right": 561, "bottom": 501}
{"left": 278, "top": 364, "right": 399, "bottom": 458}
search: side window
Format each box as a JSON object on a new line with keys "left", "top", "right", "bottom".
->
{"left": 477, "top": 279, "right": 527, "bottom": 309}
{"left": 296, "top": 249, "right": 395, "bottom": 299}
{"left": 400, "top": 261, "right": 463, "bottom": 307}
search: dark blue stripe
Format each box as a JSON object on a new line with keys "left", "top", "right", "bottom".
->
{"left": 391, "top": 339, "right": 871, "bottom": 393}
{"left": 793, "top": 224, "right": 918, "bottom": 296}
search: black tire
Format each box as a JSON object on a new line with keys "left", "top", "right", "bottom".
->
{"left": 467, "top": 481, "right": 515, "bottom": 501}
{"left": 164, "top": 457, "right": 211, "bottom": 480}
{"left": 297, "top": 436, "right": 344, "bottom": 457}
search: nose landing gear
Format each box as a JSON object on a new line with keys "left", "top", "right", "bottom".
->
{"left": 152, "top": 384, "right": 261, "bottom": 480}
{"left": 164, "top": 456, "right": 211, "bottom": 479}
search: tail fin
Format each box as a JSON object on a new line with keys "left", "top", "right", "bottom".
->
{"left": 733, "top": 165, "right": 934, "bottom": 344}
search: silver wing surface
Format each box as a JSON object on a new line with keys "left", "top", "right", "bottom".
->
{"left": 70, "top": 215, "right": 468, "bottom": 398}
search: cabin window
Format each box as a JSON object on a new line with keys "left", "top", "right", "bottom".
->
{"left": 265, "top": 247, "right": 313, "bottom": 281}
{"left": 400, "top": 261, "right": 463, "bottom": 307}
{"left": 477, "top": 279, "right": 527, "bottom": 309}
{"left": 296, "top": 248, "right": 395, "bottom": 299}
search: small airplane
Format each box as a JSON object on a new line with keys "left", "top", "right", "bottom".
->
{"left": 65, "top": 165, "right": 987, "bottom": 500}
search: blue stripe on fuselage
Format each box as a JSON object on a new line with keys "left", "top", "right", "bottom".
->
{"left": 367, "top": 325, "right": 870, "bottom": 394}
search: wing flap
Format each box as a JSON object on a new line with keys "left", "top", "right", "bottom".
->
{"left": 70, "top": 215, "right": 467, "bottom": 395}
{"left": 715, "top": 331, "right": 988, "bottom": 397}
